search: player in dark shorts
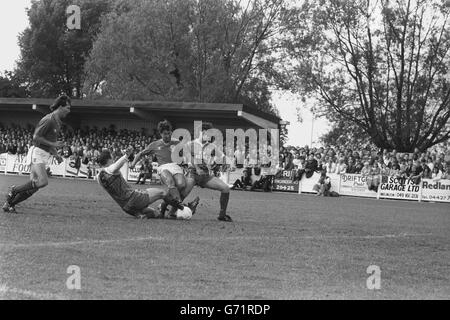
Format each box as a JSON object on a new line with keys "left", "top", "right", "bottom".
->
{"left": 97, "top": 149, "right": 198, "bottom": 219}
{"left": 2, "top": 95, "right": 70, "bottom": 214}
{"left": 184, "top": 122, "right": 232, "bottom": 222}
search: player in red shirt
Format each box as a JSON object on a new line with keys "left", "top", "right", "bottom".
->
{"left": 130, "top": 120, "right": 199, "bottom": 217}
{"left": 3, "top": 95, "right": 71, "bottom": 213}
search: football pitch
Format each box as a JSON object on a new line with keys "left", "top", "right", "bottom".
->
{"left": 0, "top": 175, "right": 449, "bottom": 300}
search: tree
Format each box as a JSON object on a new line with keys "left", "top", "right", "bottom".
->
{"left": 15, "top": 0, "right": 111, "bottom": 98}
{"left": 282, "top": 0, "right": 450, "bottom": 152}
{"left": 0, "top": 71, "right": 28, "bottom": 98}
{"left": 83, "top": 0, "right": 287, "bottom": 115}
{"left": 319, "top": 117, "right": 375, "bottom": 150}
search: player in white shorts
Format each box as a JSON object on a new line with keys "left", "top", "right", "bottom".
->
{"left": 3, "top": 95, "right": 70, "bottom": 213}
{"left": 130, "top": 120, "right": 199, "bottom": 217}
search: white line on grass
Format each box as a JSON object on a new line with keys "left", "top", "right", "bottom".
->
{"left": 0, "top": 233, "right": 433, "bottom": 249}
{"left": 0, "top": 284, "right": 65, "bottom": 300}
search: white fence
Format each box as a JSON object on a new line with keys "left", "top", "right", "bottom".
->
{"left": 228, "top": 168, "right": 450, "bottom": 203}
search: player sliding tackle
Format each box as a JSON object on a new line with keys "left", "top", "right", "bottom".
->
{"left": 96, "top": 148, "right": 198, "bottom": 219}
{"left": 130, "top": 120, "right": 199, "bottom": 218}
{"left": 3, "top": 95, "right": 70, "bottom": 214}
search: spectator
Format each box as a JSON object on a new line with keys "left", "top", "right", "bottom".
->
{"left": 442, "top": 162, "right": 450, "bottom": 179}
{"left": 304, "top": 154, "right": 319, "bottom": 178}
{"left": 324, "top": 156, "right": 337, "bottom": 174}
{"left": 231, "top": 167, "right": 252, "bottom": 190}
{"left": 431, "top": 166, "right": 442, "bottom": 180}
{"left": 346, "top": 157, "right": 358, "bottom": 174}
{"left": 335, "top": 157, "right": 347, "bottom": 174}
{"left": 420, "top": 159, "right": 432, "bottom": 179}
{"left": 409, "top": 161, "right": 423, "bottom": 184}
{"left": 136, "top": 157, "right": 153, "bottom": 185}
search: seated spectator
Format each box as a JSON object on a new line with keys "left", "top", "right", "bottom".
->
{"left": 442, "top": 162, "right": 450, "bottom": 179}
{"left": 313, "top": 170, "right": 339, "bottom": 197}
{"left": 249, "top": 167, "right": 272, "bottom": 192}
{"left": 388, "top": 158, "right": 401, "bottom": 177}
{"left": 0, "top": 142, "right": 6, "bottom": 154}
{"left": 62, "top": 145, "right": 73, "bottom": 158}
{"left": 379, "top": 162, "right": 390, "bottom": 176}
{"left": 7, "top": 142, "right": 17, "bottom": 155}
{"left": 346, "top": 157, "right": 358, "bottom": 174}
{"left": 354, "top": 158, "right": 363, "bottom": 174}
{"left": 431, "top": 166, "right": 442, "bottom": 180}
{"left": 409, "top": 161, "right": 423, "bottom": 184}
{"left": 231, "top": 167, "right": 252, "bottom": 190}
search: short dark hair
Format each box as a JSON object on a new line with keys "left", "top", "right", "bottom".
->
{"left": 158, "top": 120, "right": 173, "bottom": 133}
{"left": 50, "top": 95, "right": 71, "bottom": 111}
{"left": 98, "top": 150, "right": 112, "bottom": 167}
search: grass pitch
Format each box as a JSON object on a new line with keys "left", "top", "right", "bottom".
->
{"left": 0, "top": 175, "right": 449, "bottom": 299}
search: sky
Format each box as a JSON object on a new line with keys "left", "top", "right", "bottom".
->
{"left": 0, "top": 0, "right": 330, "bottom": 147}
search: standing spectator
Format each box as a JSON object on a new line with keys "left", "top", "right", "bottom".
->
{"left": 335, "top": 157, "right": 347, "bottom": 174}
{"left": 136, "top": 157, "right": 153, "bottom": 185}
{"left": 420, "top": 159, "right": 432, "bottom": 179}
{"left": 354, "top": 158, "right": 363, "bottom": 174}
{"left": 304, "top": 154, "right": 318, "bottom": 178}
{"left": 324, "top": 156, "right": 337, "bottom": 174}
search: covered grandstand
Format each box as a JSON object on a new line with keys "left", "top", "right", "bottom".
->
{"left": 0, "top": 98, "right": 281, "bottom": 133}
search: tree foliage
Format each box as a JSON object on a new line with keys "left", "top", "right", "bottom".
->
{"left": 282, "top": 0, "right": 450, "bottom": 152}
{"left": 0, "top": 71, "right": 28, "bottom": 98}
{"left": 15, "top": 0, "right": 111, "bottom": 98}
{"left": 83, "top": 0, "right": 286, "bottom": 115}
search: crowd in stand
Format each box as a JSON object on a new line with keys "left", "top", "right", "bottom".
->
{"left": 0, "top": 123, "right": 157, "bottom": 160}
{"left": 1, "top": 123, "right": 449, "bottom": 192}
{"left": 279, "top": 144, "right": 450, "bottom": 193}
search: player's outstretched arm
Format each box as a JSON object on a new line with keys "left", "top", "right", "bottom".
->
{"left": 107, "top": 148, "right": 133, "bottom": 174}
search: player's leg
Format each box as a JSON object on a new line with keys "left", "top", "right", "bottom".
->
{"left": 173, "top": 173, "right": 186, "bottom": 197}
{"left": 165, "top": 172, "right": 189, "bottom": 216}
{"left": 4, "top": 163, "right": 47, "bottom": 212}
{"left": 136, "top": 173, "right": 142, "bottom": 184}
{"left": 203, "top": 177, "right": 232, "bottom": 222}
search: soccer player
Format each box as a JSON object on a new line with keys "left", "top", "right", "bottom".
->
{"left": 184, "top": 122, "right": 232, "bottom": 222}
{"left": 96, "top": 148, "right": 197, "bottom": 219}
{"left": 130, "top": 120, "right": 197, "bottom": 217}
{"left": 2, "top": 95, "right": 71, "bottom": 213}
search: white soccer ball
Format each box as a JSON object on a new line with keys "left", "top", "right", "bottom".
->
{"left": 176, "top": 207, "right": 192, "bottom": 220}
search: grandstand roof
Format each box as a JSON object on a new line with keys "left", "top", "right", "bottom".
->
{"left": 0, "top": 98, "right": 281, "bottom": 129}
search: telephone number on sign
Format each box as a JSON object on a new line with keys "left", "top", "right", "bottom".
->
{"left": 274, "top": 184, "right": 296, "bottom": 191}
{"left": 423, "top": 195, "right": 450, "bottom": 201}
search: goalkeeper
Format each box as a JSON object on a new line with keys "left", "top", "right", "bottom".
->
{"left": 96, "top": 148, "right": 198, "bottom": 219}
